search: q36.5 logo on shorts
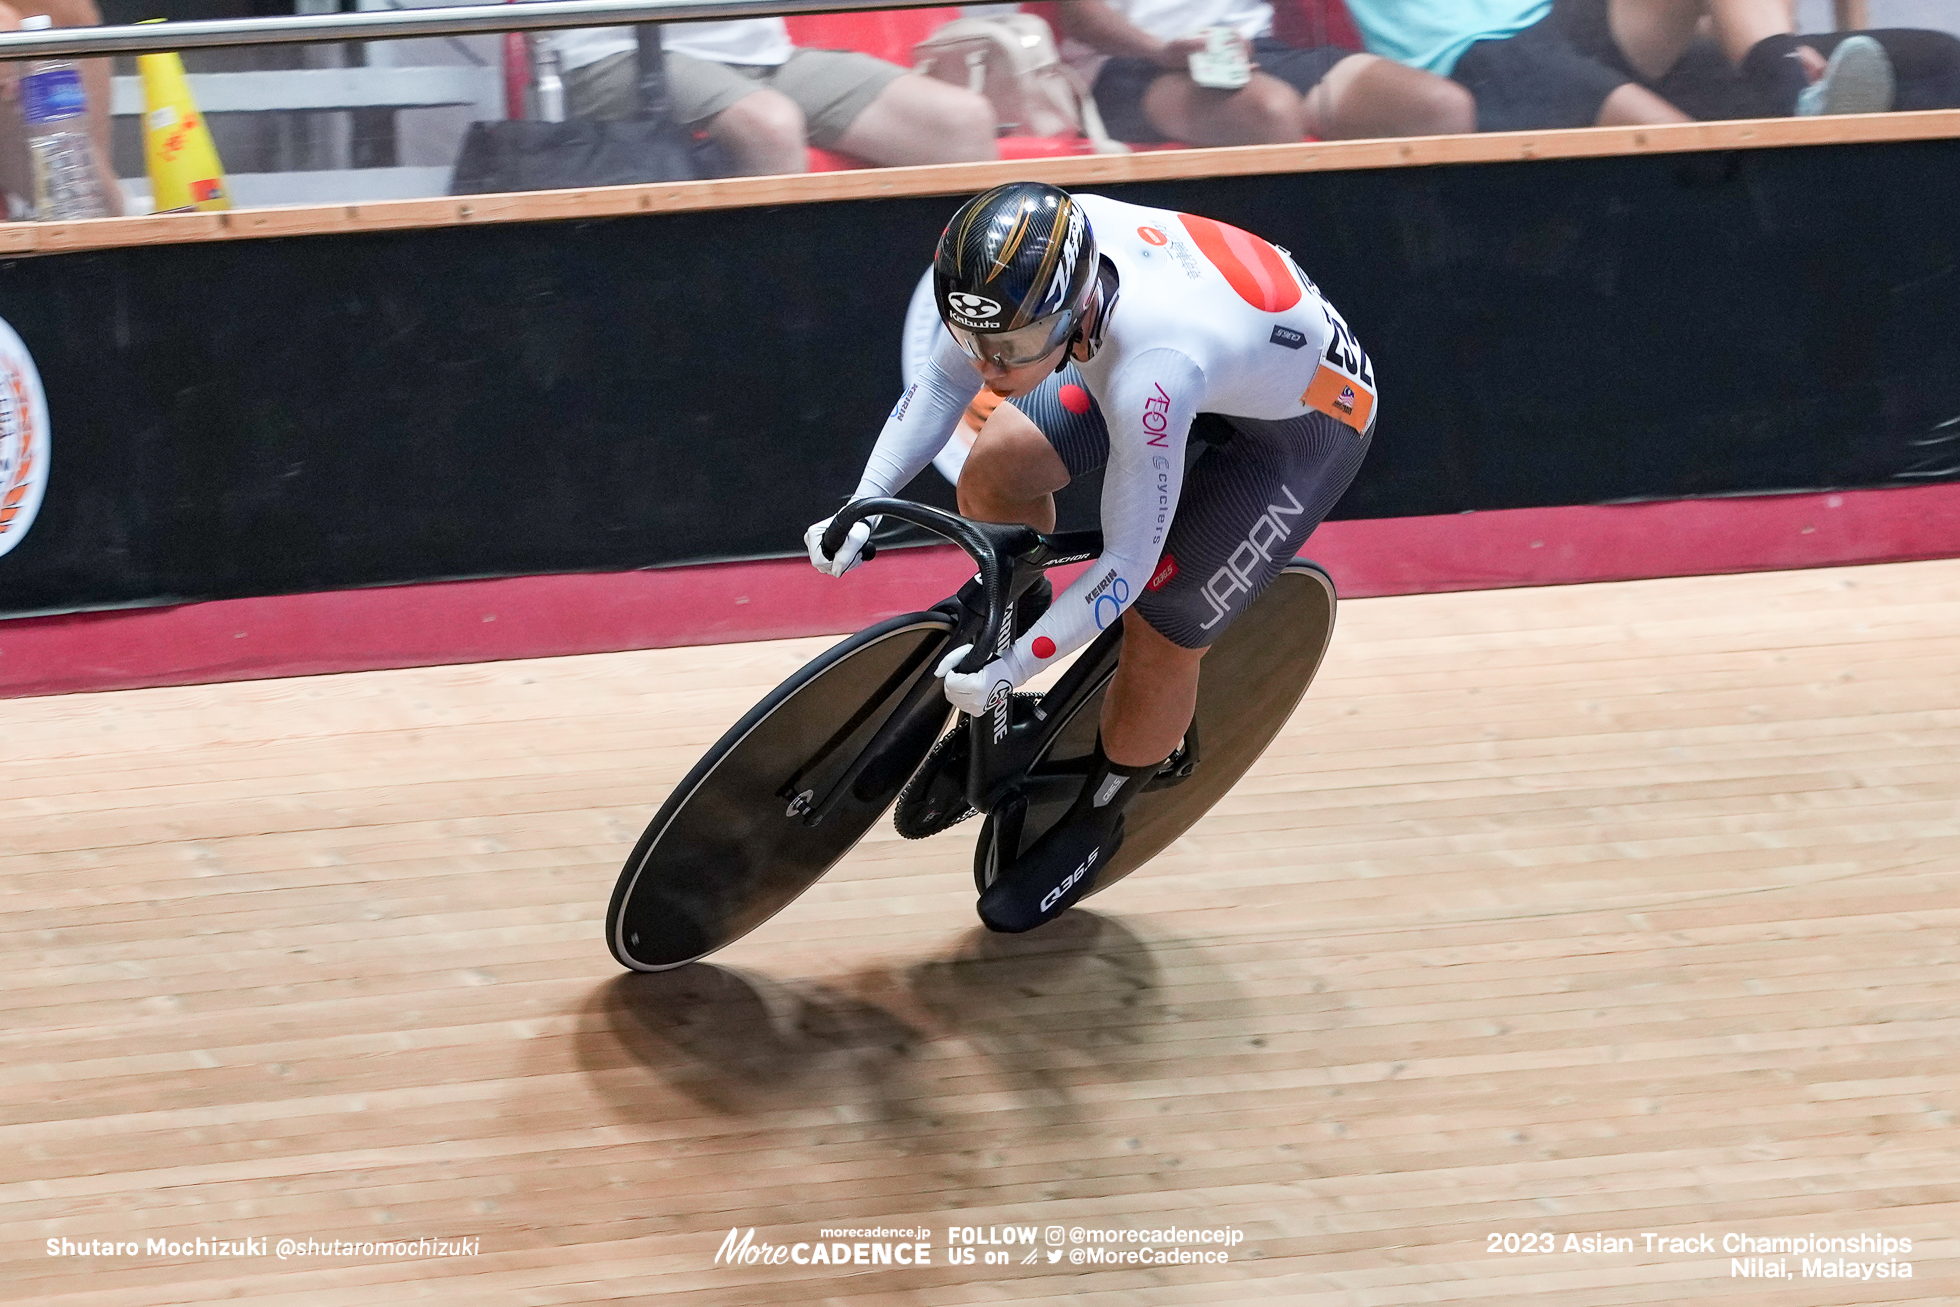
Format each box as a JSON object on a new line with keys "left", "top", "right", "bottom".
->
{"left": 0, "top": 314, "right": 50, "bottom": 559}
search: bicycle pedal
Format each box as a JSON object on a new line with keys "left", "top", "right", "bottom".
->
{"left": 1144, "top": 730, "right": 1199, "bottom": 791}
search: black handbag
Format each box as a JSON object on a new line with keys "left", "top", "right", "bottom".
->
{"left": 450, "top": 26, "right": 724, "bottom": 194}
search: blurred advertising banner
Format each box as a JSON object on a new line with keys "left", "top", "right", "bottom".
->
{"left": 2, "top": 137, "right": 1958, "bottom": 619}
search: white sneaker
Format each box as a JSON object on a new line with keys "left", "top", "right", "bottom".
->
{"left": 1796, "top": 35, "right": 1896, "bottom": 116}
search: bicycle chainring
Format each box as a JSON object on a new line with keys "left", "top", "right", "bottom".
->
{"left": 893, "top": 694, "right": 1044, "bottom": 840}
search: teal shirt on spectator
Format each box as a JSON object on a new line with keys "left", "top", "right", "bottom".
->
{"left": 1339, "top": 0, "right": 1550, "bottom": 77}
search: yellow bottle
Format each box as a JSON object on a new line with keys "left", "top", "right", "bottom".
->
{"left": 136, "top": 24, "right": 229, "bottom": 213}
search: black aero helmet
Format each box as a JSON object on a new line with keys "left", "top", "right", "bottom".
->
{"left": 934, "top": 181, "right": 1098, "bottom": 368}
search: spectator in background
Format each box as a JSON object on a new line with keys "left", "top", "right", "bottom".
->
{"left": 1341, "top": 0, "right": 1958, "bottom": 131}
{"left": 546, "top": 19, "right": 998, "bottom": 175}
{"left": 1623, "top": 0, "right": 1960, "bottom": 119}
{"left": 1339, "top": 0, "right": 1696, "bottom": 128}
{"left": 1056, "top": 0, "right": 1475, "bottom": 144}
{"left": 0, "top": 0, "right": 123, "bottom": 218}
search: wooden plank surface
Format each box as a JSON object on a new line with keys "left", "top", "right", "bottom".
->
{"left": 8, "top": 108, "right": 1960, "bottom": 256}
{"left": 3, "top": 558, "right": 1957, "bottom": 1304}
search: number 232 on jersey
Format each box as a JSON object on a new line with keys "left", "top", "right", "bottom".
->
{"left": 1301, "top": 303, "right": 1375, "bottom": 432}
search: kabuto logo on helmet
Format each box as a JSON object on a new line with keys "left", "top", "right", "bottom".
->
{"left": 946, "top": 292, "right": 1004, "bottom": 328}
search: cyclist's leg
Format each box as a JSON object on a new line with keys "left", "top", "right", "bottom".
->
{"left": 1100, "top": 411, "right": 1371, "bottom": 806}
{"left": 1101, "top": 608, "right": 1205, "bottom": 767}
{"left": 980, "top": 411, "right": 1371, "bottom": 931}
{"left": 1130, "top": 409, "right": 1372, "bottom": 651}
{"left": 955, "top": 366, "right": 1107, "bottom": 533}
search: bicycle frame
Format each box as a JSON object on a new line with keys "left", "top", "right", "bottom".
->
{"left": 821, "top": 497, "right": 1122, "bottom": 822}
{"left": 610, "top": 497, "right": 1318, "bottom": 970}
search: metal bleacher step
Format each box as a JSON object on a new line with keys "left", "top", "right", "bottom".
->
{"left": 109, "top": 66, "right": 501, "bottom": 118}
{"left": 109, "top": 66, "right": 499, "bottom": 211}
{"left": 118, "top": 166, "right": 456, "bottom": 214}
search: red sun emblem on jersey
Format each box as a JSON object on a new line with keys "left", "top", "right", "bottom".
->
{"left": 1177, "top": 215, "right": 1302, "bottom": 313}
{"left": 1058, "top": 384, "right": 1091, "bottom": 415}
{"left": 1032, "top": 637, "right": 1057, "bottom": 660}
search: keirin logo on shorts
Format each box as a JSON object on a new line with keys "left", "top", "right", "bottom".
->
{"left": 1198, "top": 485, "right": 1304, "bottom": 631}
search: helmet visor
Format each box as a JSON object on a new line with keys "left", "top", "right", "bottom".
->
{"left": 947, "top": 309, "right": 1075, "bottom": 369}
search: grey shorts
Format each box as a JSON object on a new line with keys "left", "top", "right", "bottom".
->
{"left": 1011, "top": 367, "right": 1373, "bottom": 649}
{"left": 566, "top": 47, "right": 907, "bottom": 147}
{"left": 1450, "top": 0, "right": 1639, "bottom": 131}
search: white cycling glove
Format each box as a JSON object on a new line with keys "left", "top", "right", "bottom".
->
{"left": 804, "top": 514, "right": 874, "bottom": 577}
{"left": 934, "top": 643, "right": 1014, "bottom": 716}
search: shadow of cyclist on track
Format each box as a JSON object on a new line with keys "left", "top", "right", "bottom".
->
{"left": 576, "top": 966, "right": 927, "bottom": 1121}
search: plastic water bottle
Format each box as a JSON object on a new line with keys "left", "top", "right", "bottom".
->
{"left": 18, "top": 14, "right": 111, "bottom": 220}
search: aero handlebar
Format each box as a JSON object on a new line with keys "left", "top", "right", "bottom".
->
{"left": 822, "top": 499, "right": 1042, "bottom": 676}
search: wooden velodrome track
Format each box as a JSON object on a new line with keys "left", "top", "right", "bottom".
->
{"left": 7, "top": 558, "right": 1958, "bottom": 1305}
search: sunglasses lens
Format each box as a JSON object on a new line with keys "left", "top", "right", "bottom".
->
{"left": 950, "top": 311, "right": 1071, "bottom": 367}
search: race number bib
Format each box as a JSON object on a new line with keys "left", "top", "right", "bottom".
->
{"left": 1301, "top": 302, "right": 1375, "bottom": 432}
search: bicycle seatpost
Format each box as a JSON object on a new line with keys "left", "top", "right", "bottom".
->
{"left": 822, "top": 498, "right": 1039, "bottom": 675}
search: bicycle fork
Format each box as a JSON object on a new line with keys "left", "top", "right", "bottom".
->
{"left": 777, "top": 629, "right": 956, "bottom": 828}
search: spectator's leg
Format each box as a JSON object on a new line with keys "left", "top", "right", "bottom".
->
{"left": 563, "top": 49, "right": 642, "bottom": 120}
{"left": 1141, "top": 72, "right": 1307, "bottom": 145}
{"left": 1698, "top": 0, "right": 1837, "bottom": 114}
{"left": 830, "top": 74, "right": 997, "bottom": 166}
{"left": 705, "top": 89, "right": 808, "bottom": 176}
{"left": 1301, "top": 53, "right": 1476, "bottom": 138}
{"left": 772, "top": 51, "right": 993, "bottom": 166}
{"left": 1573, "top": 0, "right": 1698, "bottom": 123}
{"left": 1606, "top": 0, "right": 1707, "bottom": 81}
{"left": 1791, "top": 29, "right": 1960, "bottom": 111}
{"left": 1595, "top": 82, "right": 1693, "bottom": 124}
{"left": 1702, "top": 0, "right": 1801, "bottom": 66}
{"left": 659, "top": 51, "right": 809, "bottom": 176}
{"left": 0, "top": 0, "right": 26, "bottom": 214}
{"left": 1865, "top": 30, "right": 1960, "bottom": 110}
{"left": 1451, "top": 7, "right": 1691, "bottom": 132}
{"left": 1649, "top": 37, "right": 1758, "bottom": 119}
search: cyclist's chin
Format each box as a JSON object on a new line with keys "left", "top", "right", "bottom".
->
{"left": 983, "top": 369, "right": 1046, "bottom": 398}
{"left": 972, "top": 355, "right": 1059, "bottom": 398}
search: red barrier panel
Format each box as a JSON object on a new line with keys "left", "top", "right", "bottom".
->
{"left": 3, "top": 483, "right": 1956, "bottom": 699}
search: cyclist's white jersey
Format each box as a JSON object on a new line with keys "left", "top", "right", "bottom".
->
{"left": 852, "top": 192, "right": 1375, "bottom": 685}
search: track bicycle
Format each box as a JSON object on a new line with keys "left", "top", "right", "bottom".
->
{"left": 606, "top": 497, "right": 1339, "bottom": 972}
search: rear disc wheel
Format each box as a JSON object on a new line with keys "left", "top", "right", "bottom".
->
{"left": 981, "top": 560, "right": 1339, "bottom": 899}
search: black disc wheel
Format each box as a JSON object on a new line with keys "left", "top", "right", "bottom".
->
{"left": 975, "top": 559, "right": 1338, "bottom": 898}
{"left": 607, "top": 611, "right": 956, "bottom": 971}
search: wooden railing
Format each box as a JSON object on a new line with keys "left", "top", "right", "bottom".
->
{"left": 6, "top": 107, "right": 1957, "bottom": 257}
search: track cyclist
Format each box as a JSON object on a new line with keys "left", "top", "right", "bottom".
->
{"left": 806, "top": 181, "right": 1376, "bottom": 933}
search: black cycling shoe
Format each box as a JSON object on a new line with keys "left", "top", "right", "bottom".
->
{"left": 974, "top": 737, "right": 1161, "bottom": 933}
{"left": 977, "top": 808, "right": 1125, "bottom": 933}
